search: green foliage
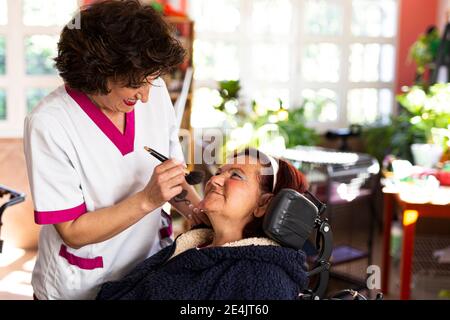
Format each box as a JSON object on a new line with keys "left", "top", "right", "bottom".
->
{"left": 409, "top": 26, "right": 441, "bottom": 87}
{"left": 397, "top": 84, "right": 450, "bottom": 142}
{"left": 364, "top": 27, "right": 450, "bottom": 164}
{"left": 277, "top": 107, "right": 321, "bottom": 148}
{"left": 363, "top": 113, "right": 426, "bottom": 164}
{"left": 25, "top": 38, "right": 57, "bottom": 75}
{"left": 363, "top": 83, "right": 450, "bottom": 164}
{"left": 150, "top": 1, "right": 164, "bottom": 13}
{"left": 215, "top": 80, "right": 241, "bottom": 112}
{"left": 212, "top": 80, "right": 319, "bottom": 155}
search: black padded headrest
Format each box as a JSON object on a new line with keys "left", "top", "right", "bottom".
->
{"left": 263, "top": 188, "right": 318, "bottom": 250}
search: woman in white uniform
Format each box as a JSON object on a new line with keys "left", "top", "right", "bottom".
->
{"left": 23, "top": 0, "right": 207, "bottom": 300}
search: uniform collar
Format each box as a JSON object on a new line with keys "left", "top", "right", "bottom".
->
{"left": 65, "top": 86, "right": 135, "bottom": 156}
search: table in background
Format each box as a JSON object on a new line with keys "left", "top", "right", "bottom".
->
{"left": 381, "top": 186, "right": 450, "bottom": 300}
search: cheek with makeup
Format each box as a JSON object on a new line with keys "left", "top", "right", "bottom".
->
{"left": 201, "top": 165, "right": 261, "bottom": 227}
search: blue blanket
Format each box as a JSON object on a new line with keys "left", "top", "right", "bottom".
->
{"left": 97, "top": 230, "right": 309, "bottom": 300}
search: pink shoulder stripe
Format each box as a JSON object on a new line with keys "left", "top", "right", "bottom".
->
{"left": 34, "top": 202, "right": 87, "bottom": 225}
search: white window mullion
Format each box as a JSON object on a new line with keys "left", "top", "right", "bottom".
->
{"left": 392, "top": 0, "right": 402, "bottom": 116}
{"left": 239, "top": 0, "right": 252, "bottom": 107}
{"left": 290, "top": 0, "right": 303, "bottom": 109}
{"left": 24, "top": 77, "right": 63, "bottom": 87}
{"left": 338, "top": 0, "right": 353, "bottom": 129}
{"left": 22, "top": 26, "right": 63, "bottom": 35}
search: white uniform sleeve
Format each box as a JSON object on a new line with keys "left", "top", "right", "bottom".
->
{"left": 23, "top": 113, "right": 86, "bottom": 225}
{"left": 159, "top": 78, "right": 186, "bottom": 164}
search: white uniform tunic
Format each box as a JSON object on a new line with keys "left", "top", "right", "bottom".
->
{"left": 23, "top": 78, "right": 184, "bottom": 300}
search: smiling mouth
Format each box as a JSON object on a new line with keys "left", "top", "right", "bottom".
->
{"left": 207, "top": 190, "right": 224, "bottom": 197}
{"left": 123, "top": 99, "right": 137, "bottom": 106}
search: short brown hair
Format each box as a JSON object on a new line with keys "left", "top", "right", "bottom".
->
{"left": 55, "top": 0, "right": 186, "bottom": 95}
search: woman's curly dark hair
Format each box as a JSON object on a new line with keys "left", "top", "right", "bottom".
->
{"left": 55, "top": 0, "right": 186, "bottom": 95}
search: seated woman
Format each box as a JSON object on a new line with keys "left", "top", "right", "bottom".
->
{"left": 97, "top": 148, "right": 310, "bottom": 300}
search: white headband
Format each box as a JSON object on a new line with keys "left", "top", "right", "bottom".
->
{"left": 267, "top": 155, "right": 279, "bottom": 192}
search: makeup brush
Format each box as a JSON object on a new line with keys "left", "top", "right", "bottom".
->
{"left": 144, "top": 146, "right": 204, "bottom": 185}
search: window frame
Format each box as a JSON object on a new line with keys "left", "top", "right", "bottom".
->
{"left": 0, "top": 0, "right": 81, "bottom": 137}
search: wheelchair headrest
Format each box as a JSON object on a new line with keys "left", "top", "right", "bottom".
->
{"left": 263, "top": 189, "right": 319, "bottom": 250}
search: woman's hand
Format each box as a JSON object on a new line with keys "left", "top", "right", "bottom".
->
{"left": 141, "top": 159, "right": 186, "bottom": 211}
{"left": 190, "top": 206, "right": 210, "bottom": 226}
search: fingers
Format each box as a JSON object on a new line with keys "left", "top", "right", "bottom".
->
{"left": 155, "top": 161, "right": 185, "bottom": 183}
{"left": 196, "top": 210, "right": 211, "bottom": 226}
{"left": 166, "top": 172, "right": 186, "bottom": 187}
{"left": 187, "top": 206, "right": 210, "bottom": 226}
{"left": 165, "top": 186, "right": 183, "bottom": 201}
{"left": 154, "top": 159, "right": 185, "bottom": 173}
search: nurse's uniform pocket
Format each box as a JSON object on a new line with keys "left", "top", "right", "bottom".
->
{"left": 56, "top": 244, "right": 104, "bottom": 298}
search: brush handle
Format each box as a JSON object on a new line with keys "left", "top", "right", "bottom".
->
{"left": 145, "top": 147, "right": 192, "bottom": 176}
{"left": 150, "top": 150, "right": 168, "bottom": 163}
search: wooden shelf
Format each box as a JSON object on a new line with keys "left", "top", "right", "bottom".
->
{"left": 163, "top": 16, "right": 194, "bottom": 132}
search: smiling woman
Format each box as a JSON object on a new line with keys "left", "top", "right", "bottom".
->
{"left": 22, "top": 0, "right": 207, "bottom": 300}
{"left": 96, "top": 148, "right": 310, "bottom": 300}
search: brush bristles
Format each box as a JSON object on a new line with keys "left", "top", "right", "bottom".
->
{"left": 185, "top": 170, "right": 205, "bottom": 185}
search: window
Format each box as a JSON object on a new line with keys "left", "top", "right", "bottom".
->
{"left": 25, "top": 35, "right": 59, "bottom": 75}
{"left": 0, "top": 0, "right": 79, "bottom": 137}
{"left": 26, "top": 88, "right": 53, "bottom": 113}
{"left": 189, "top": 0, "right": 398, "bottom": 130}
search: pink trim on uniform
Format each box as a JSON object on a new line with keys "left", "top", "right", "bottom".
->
{"left": 34, "top": 202, "right": 87, "bottom": 225}
{"left": 65, "top": 86, "right": 135, "bottom": 156}
{"left": 59, "top": 244, "right": 104, "bottom": 270}
{"left": 159, "top": 225, "right": 173, "bottom": 239}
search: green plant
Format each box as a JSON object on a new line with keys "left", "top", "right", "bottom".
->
{"left": 397, "top": 84, "right": 450, "bottom": 143}
{"left": 409, "top": 26, "right": 441, "bottom": 88}
{"left": 277, "top": 106, "right": 321, "bottom": 148}
{"left": 363, "top": 113, "right": 426, "bottom": 164}
{"left": 215, "top": 80, "right": 241, "bottom": 112}
{"left": 363, "top": 28, "right": 449, "bottom": 164}
{"left": 212, "top": 81, "right": 320, "bottom": 157}
{"left": 363, "top": 83, "right": 450, "bottom": 164}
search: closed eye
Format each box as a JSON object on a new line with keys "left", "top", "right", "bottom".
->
{"left": 231, "top": 171, "right": 243, "bottom": 180}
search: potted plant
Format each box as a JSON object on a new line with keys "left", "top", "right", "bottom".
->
{"left": 362, "top": 26, "right": 448, "bottom": 167}
{"left": 396, "top": 83, "right": 450, "bottom": 167}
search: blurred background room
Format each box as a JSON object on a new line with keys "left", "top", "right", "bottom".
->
{"left": 1, "top": 0, "right": 450, "bottom": 300}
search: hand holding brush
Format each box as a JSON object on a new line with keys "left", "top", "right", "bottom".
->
{"left": 144, "top": 146, "right": 204, "bottom": 185}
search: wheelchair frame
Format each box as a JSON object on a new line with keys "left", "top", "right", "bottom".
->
{"left": 0, "top": 185, "right": 26, "bottom": 253}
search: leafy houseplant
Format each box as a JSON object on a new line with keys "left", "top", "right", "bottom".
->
{"left": 212, "top": 80, "right": 319, "bottom": 159}
{"left": 276, "top": 106, "right": 321, "bottom": 148}
{"left": 363, "top": 84, "right": 450, "bottom": 165}
{"left": 396, "top": 84, "right": 450, "bottom": 144}
{"left": 397, "top": 84, "right": 450, "bottom": 167}
{"left": 408, "top": 26, "right": 441, "bottom": 88}
{"left": 362, "top": 114, "right": 426, "bottom": 164}
{"left": 362, "top": 27, "right": 448, "bottom": 166}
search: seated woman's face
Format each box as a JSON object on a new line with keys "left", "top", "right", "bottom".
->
{"left": 199, "top": 155, "right": 266, "bottom": 227}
